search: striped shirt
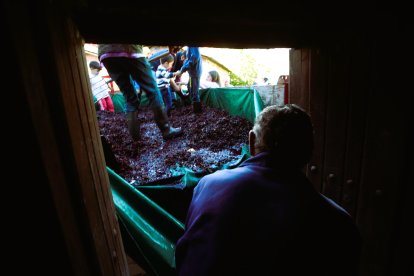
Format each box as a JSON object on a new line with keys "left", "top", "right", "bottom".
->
{"left": 156, "top": 64, "right": 175, "bottom": 88}
{"left": 89, "top": 72, "right": 111, "bottom": 102}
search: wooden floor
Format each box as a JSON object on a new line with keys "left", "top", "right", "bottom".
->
{"left": 127, "top": 255, "right": 147, "bottom": 276}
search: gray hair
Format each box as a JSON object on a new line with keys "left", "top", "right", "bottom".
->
{"left": 253, "top": 104, "right": 314, "bottom": 168}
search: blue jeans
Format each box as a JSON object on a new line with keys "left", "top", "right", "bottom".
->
{"left": 170, "top": 86, "right": 177, "bottom": 101}
{"left": 160, "top": 87, "right": 172, "bottom": 114}
{"left": 102, "top": 57, "right": 163, "bottom": 112}
{"left": 188, "top": 76, "right": 200, "bottom": 102}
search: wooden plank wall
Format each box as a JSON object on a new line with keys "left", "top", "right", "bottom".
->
{"left": 320, "top": 43, "right": 350, "bottom": 203}
{"left": 44, "top": 7, "right": 129, "bottom": 275}
{"left": 5, "top": 2, "right": 92, "bottom": 274}
{"left": 289, "top": 49, "right": 310, "bottom": 110}
{"left": 340, "top": 38, "right": 370, "bottom": 218}
{"left": 307, "top": 48, "right": 329, "bottom": 192}
{"left": 289, "top": 34, "right": 410, "bottom": 275}
{"left": 355, "top": 37, "right": 409, "bottom": 276}
{"left": 5, "top": 1, "right": 129, "bottom": 275}
{"left": 291, "top": 43, "right": 368, "bottom": 216}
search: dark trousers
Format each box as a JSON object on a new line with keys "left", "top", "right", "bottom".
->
{"left": 188, "top": 76, "right": 200, "bottom": 102}
{"left": 102, "top": 57, "right": 163, "bottom": 112}
{"left": 160, "top": 87, "right": 172, "bottom": 115}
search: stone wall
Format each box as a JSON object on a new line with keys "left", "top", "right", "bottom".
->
{"left": 249, "top": 84, "right": 286, "bottom": 106}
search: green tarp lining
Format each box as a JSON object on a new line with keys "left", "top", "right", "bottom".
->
{"left": 108, "top": 88, "right": 264, "bottom": 275}
{"left": 111, "top": 92, "right": 127, "bottom": 113}
{"left": 200, "top": 87, "right": 263, "bottom": 123}
{"left": 109, "top": 87, "right": 264, "bottom": 124}
{"left": 109, "top": 167, "right": 184, "bottom": 275}
{"left": 93, "top": 93, "right": 127, "bottom": 113}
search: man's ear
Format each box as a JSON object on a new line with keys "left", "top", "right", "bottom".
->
{"left": 249, "top": 130, "right": 256, "bottom": 156}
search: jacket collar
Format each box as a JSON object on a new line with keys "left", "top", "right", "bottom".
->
{"left": 240, "top": 151, "right": 303, "bottom": 173}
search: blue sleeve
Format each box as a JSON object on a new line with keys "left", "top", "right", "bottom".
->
{"left": 180, "top": 47, "right": 200, "bottom": 72}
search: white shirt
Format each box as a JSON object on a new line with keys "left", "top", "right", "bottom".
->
{"left": 89, "top": 72, "right": 111, "bottom": 102}
{"left": 200, "top": 80, "right": 220, "bottom": 89}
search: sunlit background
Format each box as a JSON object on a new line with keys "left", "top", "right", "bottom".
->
{"left": 200, "top": 48, "right": 289, "bottom": 85}
{"left": 84, "top": 44, "right": 290, "bottom": 87}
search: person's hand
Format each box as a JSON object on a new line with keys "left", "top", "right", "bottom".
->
{"left": 174, "top": 70, "right": 182, "bottom": 77}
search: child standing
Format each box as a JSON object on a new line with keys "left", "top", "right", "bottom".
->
{"left": 89, "top": 61, "right": 115, "bottom": 112}
{"left": 156, "top": 54, "right": 180, "bottom": 116}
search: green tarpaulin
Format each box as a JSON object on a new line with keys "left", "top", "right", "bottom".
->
{"left": 109, "top": 87, "right": 263, "bottom": 123}
{"left": 111, "top": 92, "right": 127, "bottom": 113}
{"left": 110, "top": 167, "right": 184, "bottom": 275}
{"left": 108, "top": 87, "right": 264, "bottom": 275}
{"left": 200, "top": 87, "right": 263, "bottom": 123}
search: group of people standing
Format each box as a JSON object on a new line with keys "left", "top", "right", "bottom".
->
{"left": 89, "top": 44, "right": 363, "bottom": 275}
{"left": 151, "top": 47, "right": 223, "bottom": 116}
{"left": 91, "top": 44, "right": 225, "bottom": 142}
{"left": 94, "top": 44, "right": 205, "bottom": 141}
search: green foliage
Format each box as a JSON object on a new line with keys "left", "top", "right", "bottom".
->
{"left": 228, "top": 50, "right": 258, "bottom": 86}
{"left": 239, "top": 53, "right": 258, "bottom": 85}
{"left": 229, "top": 71, "right": 249, "bottom": 86}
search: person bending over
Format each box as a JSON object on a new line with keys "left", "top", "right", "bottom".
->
{"left": 98, "top": 44, "right": 182, "bottom": 141}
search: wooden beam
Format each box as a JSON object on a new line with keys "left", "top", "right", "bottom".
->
{"left": 5, "top": 1, "right": 128, "bottom": 274}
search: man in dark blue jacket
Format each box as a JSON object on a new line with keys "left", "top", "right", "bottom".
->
{"left": 176, "top": 47, "right": 202, "bottom": 113}
{"left": 175, "top": 104, "right": 362, "bottom": 276}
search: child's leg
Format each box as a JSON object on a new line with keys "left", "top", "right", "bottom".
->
{"left": 161, "top": 87, "right": 172, "bottom": 116}
{"left": 97, "top": 99, "right": 105, "bottom": 110}
{"left": 169, "top": 86, "right": 177, "bottom": 102}
{"left": 105, "top": 96, "right": 115, "bottom": 112}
